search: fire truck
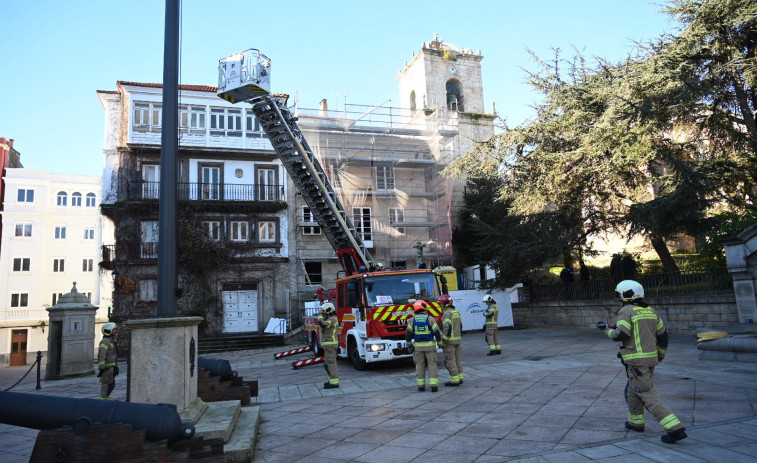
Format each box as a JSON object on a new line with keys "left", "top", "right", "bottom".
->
{"left": 217, "top": 49, "right": 450, "bottom": 369}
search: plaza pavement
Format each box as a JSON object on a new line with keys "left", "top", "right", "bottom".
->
{"left": 1, "top": 327, "right": 756, "bottom": 462}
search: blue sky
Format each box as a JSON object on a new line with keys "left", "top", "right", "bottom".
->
{"left": 0, "top": 1, "right": 676, "bottom": 177}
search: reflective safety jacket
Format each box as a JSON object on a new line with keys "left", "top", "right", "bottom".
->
{"left": 484, "top": 303, "right": 499, "bottom": 325}
{"left": 98, "top": 336, "right": 117, "bottom": 370}
{"left": 405, "top": 313, "right": 442, "bottom": 347}
{"left": 442, "top": 307, "right": 462, "bottom": 344}
{"left": 318, "top": 314, "right": 339, "bottom": 346}
{"left": 607, "top": 303, "right": 668, "bottom": 367}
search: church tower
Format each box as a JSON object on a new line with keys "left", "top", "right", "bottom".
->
{"left": 397, "top": 35, "right": 497, "bottom": 264}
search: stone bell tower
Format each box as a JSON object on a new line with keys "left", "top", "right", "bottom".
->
{"left": 397, "top": 34, "right": 497, "bottom": 260}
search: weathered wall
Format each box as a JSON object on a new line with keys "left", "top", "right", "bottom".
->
{"left": 512, "top": 293, "right": 738, "bottom": 336}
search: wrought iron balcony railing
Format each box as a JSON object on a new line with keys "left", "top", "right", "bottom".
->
{"left": 127, "top": 181, "right": 285, "bottom": 202}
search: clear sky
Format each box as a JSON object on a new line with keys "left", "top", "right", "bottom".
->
{"left": 0, "top": 1, "right": 676, "bottom": 177}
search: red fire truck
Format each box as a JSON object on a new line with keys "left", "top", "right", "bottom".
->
{"left": 217, "top": 48, "right": 450, "bottom": 369}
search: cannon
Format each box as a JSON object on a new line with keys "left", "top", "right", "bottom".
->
{"left": 198, "top": 356, "right": 237, "bottom": 381}
{"left": 0, "top": 391, "right": 195, "bottom": 443}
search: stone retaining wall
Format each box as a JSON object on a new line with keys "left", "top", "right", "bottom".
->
{"left": 512, "top": 293, "right": 738, "bottom": 336}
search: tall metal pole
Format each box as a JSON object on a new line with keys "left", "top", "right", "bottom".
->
{"left": 158, "top": 0, "right": 180, "bottom": 317}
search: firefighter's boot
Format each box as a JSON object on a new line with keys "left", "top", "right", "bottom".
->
{"left": 625, "top": 421, "right": 644, "bottom": 432}
{"left": 323, "top": 382, "right": 339, "bottom": 389}
{"left": 661, "top": 428, "right": 687, "bottom": 444}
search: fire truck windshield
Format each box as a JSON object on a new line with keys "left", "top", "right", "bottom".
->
{"left": 364, "top": 273, "right": 439, "bottom": 306}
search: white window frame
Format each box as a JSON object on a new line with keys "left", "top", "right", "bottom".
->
{"left": 141, "top": 221, "right": 159, "bottom": 258}
{"left": 139, "top": 279, "right": 158, "bottom": 301}
{"left": 352, "top": 207, "right": 373, "bottom": 241}
{"left": 12, "top": 257, "right": 30, "bottom": 272}
{"left": 258, "top": 220, "right": 276, "bottom": 243}
{"left": 133, "top": 101, "right": 162, "bottom": 129}
{"left": 257, "top": 167, "right": 278, "bottom": 201}
{"left": 203, "top": 221, "right": 221, "bottom": 241}
{"left": 71, "top": 192, "right": 82, "bottom": 207}
{"left": 82, "top": 258, "right": 94, "bottom": 272}
{"left": 230, "top": 221, "right": 249, "bottom": 242}
{"left": 51, "top": 292, "right": 64, "bottom": 306}
{"left": 302, "top": 207, "right": 321, "bottom": 235}
{"left": 210, "top": 107, "right": 242, "bottom": 137}
{"left": 54, "top": 225, "right": 67, "bottom": 240}
{"left": 57, "top": 191, "right": 67, "bottom": 206}
{"left": 17, "top": 188, "right": 34, "bottom": 202}
{"left": 15, "top": 223, "right": 32, "bottom": 237}
{"left": 11, "top": 293, "right": 29, "bottom": 308}
{"left": 142, "top": 164, "right": 161, "bottom": 199}
{"left": 86, "top": 193, "right": 97, "bottom": 207}
{"left": 376, "top": 163, "right": 395, "bottom": 190}
{"left": 84, "top": 227, "right": 95, "bottom": 240}
{"left": 389, "top": 208, "right": 406, "bottom": 234}
{"left": 53, "top": 258, "right": 65, "bottom": 273}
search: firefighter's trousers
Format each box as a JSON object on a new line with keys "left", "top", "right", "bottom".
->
{"left": 413, "top": 344, "right": 438, "bottom": 387}
{"left": 443, "top": 342, "right": 463, "bottom": 383}
{"left": 323, "top": 344, "right": 339, "bottom": 385}
{"left": 625, "top": 365, "right": 683, "bottom": 432}
{"left": 99, "top": 367, "right": 115, "bottom": 399}
{"left": 485, "top": 324, "right": 500, "bottom": 351}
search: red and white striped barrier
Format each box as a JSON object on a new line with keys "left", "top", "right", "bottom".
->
{"left": 292, "top": 356, "right": 325, "bottom": 370}
{"left": 274, "top": 345, "right": 312, "bottom": 359}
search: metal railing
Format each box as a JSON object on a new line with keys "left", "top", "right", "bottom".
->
{"left": 526, "top": 267, "right": 733, "bottom": 302}
{"left": 127, "top": 181, "right": 285, "bottom": 202}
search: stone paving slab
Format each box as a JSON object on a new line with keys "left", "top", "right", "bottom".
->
{"left": 1, "top": 328, "right": 756, "bottom": 462}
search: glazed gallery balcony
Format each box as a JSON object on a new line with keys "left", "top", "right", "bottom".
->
{"left": 126, "top": 181, "right": 285, "bottom": 202}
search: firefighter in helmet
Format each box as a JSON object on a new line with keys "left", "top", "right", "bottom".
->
{"left": 440, "top": 298, "right": 463, "bottom": 386}
{"left": 318, "top": 302, "right": 340, "bottom": 389}
{"left": 483, "top": 295, "right": 501, "bottom": 355}
{"left": 405, "top": 300, "right": 442, "bottom": 392}
{"left": 598, "top": 280, "right": 687, "bottom": 444}
{"left": 97, "top": 322, "right": 118, "bottom": 399}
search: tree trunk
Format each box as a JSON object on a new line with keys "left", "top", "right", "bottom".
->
{"left": 649, "top": 234, "right": 680, "bottom": 274}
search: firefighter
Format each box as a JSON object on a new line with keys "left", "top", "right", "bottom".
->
{"left": 406, "top": 300, "right": 442, "bottom": 392}
{"left": 97, "top": 322, "right": 118, "bottom": 399}
{"left": 483, "top": 295, "right": 501, "bottom": 355}
{"left": 598, "top": 280, "right": 688, "bottom": 444}
{"left": 318, "top": 302, "right": 340, "bottom": 389}
{"left": 440, "top": 298, "right": 463, "bottom": 386}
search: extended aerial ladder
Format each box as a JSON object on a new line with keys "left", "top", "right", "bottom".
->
{"left": 217, "top": 48, "right": 373, "bottom": 275}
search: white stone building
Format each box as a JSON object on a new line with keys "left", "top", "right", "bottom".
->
{"left": 0, "top": 169, "right": 110, "bottom": 367}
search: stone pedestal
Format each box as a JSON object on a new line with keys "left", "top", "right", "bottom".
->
{"left": 125, "top": 317, "right": 202, "bottom": 411}
{"left": 724, "top": 224, "right": 757, "bottom": 324}
{"left": 45, "top": 283, "right": 98, "bottom": 379}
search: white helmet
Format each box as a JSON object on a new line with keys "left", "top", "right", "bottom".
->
{"left": 483, "top": 295, "right": 495, "bottom": 304}
{"left": 321, "top": 303, "right": 336, "bottom": 316}
{"left": 102, "top": 322, "right": 117, "bottom": 336}
{"left": 616, "top": 280, "right": 644, "bottom": 302}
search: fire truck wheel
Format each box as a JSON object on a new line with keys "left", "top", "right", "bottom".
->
{"left": 310, "top": 333, "right": 323, "bottom": 357}
{"left": 349, "top": 338, "right": 367, "bottom": 371}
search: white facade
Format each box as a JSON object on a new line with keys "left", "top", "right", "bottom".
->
{"left": 0, "top": 169, "right": 110, "bottom": 367}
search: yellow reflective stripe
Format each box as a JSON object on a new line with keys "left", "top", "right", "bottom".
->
{"left": 373, "top": 306, "right": 386, "bottom": 320}
{"left": 656, "top": 319, "right": 665, "bottom": 331}
{"left": 660, "top": 414, "right": 681, "bottom": 430}
{"left": 627, "top": 414, "right": 645, "bottom": 425}
{"left": 342, "top": 314, "right": 356, "bottom": 321}
{"left": 414, "top": 342, "right": 436, "bottom": 347}
{"left": 622, "top": 351, "right": 658, "bottom": 360}
{"left": 306, "top": 324, "right": 321, "bottom": 331}
{"left": 617, "top": 320, "right": 632, "bottom": 330}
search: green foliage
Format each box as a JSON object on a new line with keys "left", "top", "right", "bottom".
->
{"left": 446, "top": 0, "right": 757, "bottom": 276}
{"left": 177, "top": 206, "right": 233, "bottom": 277}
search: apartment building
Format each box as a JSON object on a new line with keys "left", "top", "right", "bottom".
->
{"left": 98, "top": 36, "right": 495, "bottom": 336}
{"left": 0, "top": 168, "right": 108, "bottom": 367}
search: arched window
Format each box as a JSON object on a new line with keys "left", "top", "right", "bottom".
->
{"left": 57, "top": 191, "right": 67, "bottom": 206}
{"left": 86, "top": 193, "right": 97, "bottom": 207}
{"left": 410, "top": 91, "right": 417, "bottom": 112}
{"left": 446, "top": 80, "right": 464, "bottom": 112}
{"left": 72, "top": 192, "right": 82, "bottom": 207}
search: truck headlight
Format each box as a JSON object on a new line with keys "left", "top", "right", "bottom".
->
{"left": 367, "top": 343, "right": 386, "bottom": 352}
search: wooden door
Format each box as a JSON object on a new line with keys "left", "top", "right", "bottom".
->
{"left": 10, "top": 329, "right": 27, "bottom": 366}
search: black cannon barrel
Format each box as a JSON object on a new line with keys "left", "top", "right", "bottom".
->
{"left": 198, "top": 357, "right": 237, "bottom": 380}
{"left": 0, "top": 391, "right": 194, "bottom": 443}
